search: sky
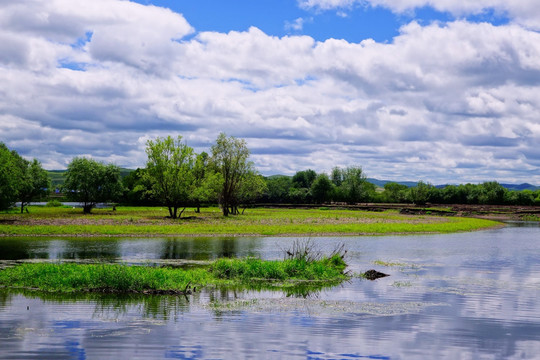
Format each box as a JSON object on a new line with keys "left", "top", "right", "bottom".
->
{"left": 1, "top": 0, "right": 540, "bottom": 184}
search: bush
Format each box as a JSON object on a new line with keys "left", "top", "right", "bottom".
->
{"left": 45, "top": 200, "right": 63, "bottom": 207}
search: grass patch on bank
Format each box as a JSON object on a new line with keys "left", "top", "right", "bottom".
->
{"left": 0, "top": 255, "right": 349, "bottom": 293}
{"left": 0, "top": 206, "right": 501, "bottom": 236}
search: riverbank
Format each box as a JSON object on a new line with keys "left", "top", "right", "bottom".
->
{"left": 0, "top": 206, "right": 501, "bottom": 237}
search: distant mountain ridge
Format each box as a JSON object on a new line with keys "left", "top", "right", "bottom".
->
{"left": 368, "top": 179, "right": 539, "bottom": 191}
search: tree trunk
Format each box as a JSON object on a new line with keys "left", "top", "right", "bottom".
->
{"left": 83, "top": 204, "right": 93, "bottom": 214}
{"left": 20, "top": 202, "right": 25, "bottom": 214}
{"left": 173, "top": 207, "right": 178, "bottom": 219}
{"left": 168, "top": 206, "right": 173, "bottom": 218}
{"left": 178, "top": 207, "right": 186, "bottom": 218}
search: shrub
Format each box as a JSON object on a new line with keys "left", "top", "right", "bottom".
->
{"left": 45, "top": 200, "right": 63, "bottom": 207}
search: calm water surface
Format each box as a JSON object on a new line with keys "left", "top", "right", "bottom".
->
{"left": 1, "top": 223, "right": 540, "bottom": 359}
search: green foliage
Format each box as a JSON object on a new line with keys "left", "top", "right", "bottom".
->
{"left": 332, "top": 166, "right": 370, "bottom": 203}
{"left": 0, "top": 263, "right": 211, "bottom": 293}
{"left": 288, "top": 187, "right": 310, "bottom": 204}
{"left": 383, "top": 182, "right": 409, "bottom": 203}
{"left": 63, "top": 158, "right": 123, "bottom": 213}
{"left": 263, "top": 175, "right": 292, "bottom": 203}
{"left": 16, "top": 158, "right": 50, "bottom": 213}
{"left": 144, "top": 135, "right": 196, "bottom": 218}
{"left": 407, "top": 181, "right": 432, "bottom": 205}
{"left": 211, "top": 256, "right": 347, "bottom": 282}
{"left": 310, "top": 173, "right": 334, "bottom": 203}
{"left": 0, "top": 143, "right": 21, "bottom": 211}
{"left": 0, "top": 255, "right": 349, "bottom": 293}
{"left": 0, "top": 143, "right": 51, "bottom": 212}
{"left": 122, "top": 168, "right": 155, "bottom": 206}
{"left": 292, "top": 169, "right": 317, "bottom": 189}
{"left": 237, "top": 172, "right": 267, "bottom": 212}
{"left": 45, "top": 200, "right": 63, "bottom": 207}
{"left": 211, "top": 133, "right": 253, "bottom": 216}
{"left": 190, "top": 151, "right": 222, "bottom": 212}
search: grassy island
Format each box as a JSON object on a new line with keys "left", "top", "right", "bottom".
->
{"left": 0, "top": 206, "right": 500, "bottom": 237}
{"left": 0, "top": 255, "right": 348, "bottom": 294}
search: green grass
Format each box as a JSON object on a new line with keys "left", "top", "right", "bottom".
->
{"left": 0, "top": 206, "right": 501, "bottom": 236}
{"left": 0, "top": 256, "right": 349, "bottom": 293}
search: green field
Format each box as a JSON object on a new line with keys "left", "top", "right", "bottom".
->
{"left": 0, "top": 206, "right": 500, "bottom": 236}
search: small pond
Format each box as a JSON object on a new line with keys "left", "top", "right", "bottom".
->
{"left": 1, "top": 222, "right": 540, "bottom": 359}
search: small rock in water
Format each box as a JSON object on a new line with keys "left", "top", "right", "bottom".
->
{"left": 363, "top": 269, "right": 389, "bottom": 280}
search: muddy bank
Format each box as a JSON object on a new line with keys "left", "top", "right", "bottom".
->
{"left": 257, "top": 203, "right": 540, "bottom": 221}
{"left": 399, "top": 204, "right": 540, "bottom": 221}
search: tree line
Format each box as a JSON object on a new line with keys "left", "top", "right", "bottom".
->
{"left": 2, "top": 135, "right": 540, "bottom": 216}
{"left": 0, "top": 133, "right": 265, "bottom": 217}
{"left": 0, "top": 143, "right": 50, "bottom": 213}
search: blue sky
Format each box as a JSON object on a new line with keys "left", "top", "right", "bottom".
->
{"left": 0, "top": 0, "right": 539, "bottom": 184}
{"left": 133, "top": 0, "right": 509, "bottom": 42}
{"left": 135, "top": 0, "right": 402, "bottom": 42}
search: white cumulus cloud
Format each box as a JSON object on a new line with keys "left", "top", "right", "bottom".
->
{"left": 0, "top": 1, "right": 539, "bottom": 184}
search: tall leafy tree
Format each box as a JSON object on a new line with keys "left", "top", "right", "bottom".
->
{"left": 145, "top": 135, "right": 195, "bottom": 219}
{"left": 407, "top": 181, "right": 431, "bottom": 205}
{"left": 383, "top": 182, "right": 408, "bottom": 203}
{"left": 122, "top": 168, "right": 155, "bottom": 206}
{"left": 63, "top": 157, "right": 123, "bottom": 214}
{"left": 191, "top": 152, "right": 221, "bottom": 213}
{"left": 16, "top": 158, "right": 50, "bottom": 213}
{"left": 237, "top": 171, "right": 267, "bottom": 213}
{"left": 333, "top": 166, "right": 370, "bottom": 204}
{"left": 310, "top": 173, "right": 334, "bottom": 204}
{"left": 211, "top": 133, "right": 253, "bottom": 216}
{"left": 292, "top": 169, "right": 317, "bottom": 189}
{"left": 0, "top": 143, "right": 20, "bottom": 211}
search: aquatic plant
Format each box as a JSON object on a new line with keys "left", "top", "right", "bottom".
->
{"left": 0, "top": 255, "right": 349, "bottom": 294}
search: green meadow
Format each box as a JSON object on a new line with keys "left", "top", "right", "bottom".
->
{"left": 0, "top": 206, "right": 500, "bottom": 236}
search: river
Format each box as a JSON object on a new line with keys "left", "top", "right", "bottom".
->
{"left": 1, "top": 222, "right": 539, "bottom": 359}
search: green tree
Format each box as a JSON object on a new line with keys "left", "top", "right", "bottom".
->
{"left": 144, "top": 135, "right": 195, "bottom": 219}
{"left": 338, "top": 166, "right": 369, "bottom": 204}
{"left": 383, "top": 182, "right": 408, "bottom": 203}
{"left": 211, "top": 133, "right": 254, "bottom": 216}
{"left": 264, "top": 176, "right": 292, "bottom": 203}
{"left": 16, "top": 158, "right": 50, "bottom": 213}
{"left": 0, "top": 143, "right": 20, "bottom": 211}
{"left": 310, "top": 173, "right": 334, "bottom": 204}
{"left": 292, "top": 169, "right": 317, "bottom": 189}
{"left": 480, "top": 181, "right": 507, "bottom": 205}
{"left": 331, "top": 167, "right": 343, "bottom": 187}
{"left": 63, "top": 157, "right": 123, "bottom": 214}
{"left": 122, "top": 168, "right": 155, "bottom": 206}
{"left": 191, "top": 151, "right": 222, "bottom": 213}
{"left": 288, "top": 187, "right": 310, "bottom": 204}
{"left": 237, "top": 171, "right": 267, "bottom": 213}
{"left": 408, "top": 181, "right": 431, "bottom": 205}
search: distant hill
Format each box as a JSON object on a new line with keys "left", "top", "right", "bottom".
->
{"left": 500, "top": 183, "right": 539, "bottom": 191}
{"left": 366, "top": 178, "right": 419, "bottom": 188}
{"left": 368, "top": 179, "right": 539, "bottom": 191}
